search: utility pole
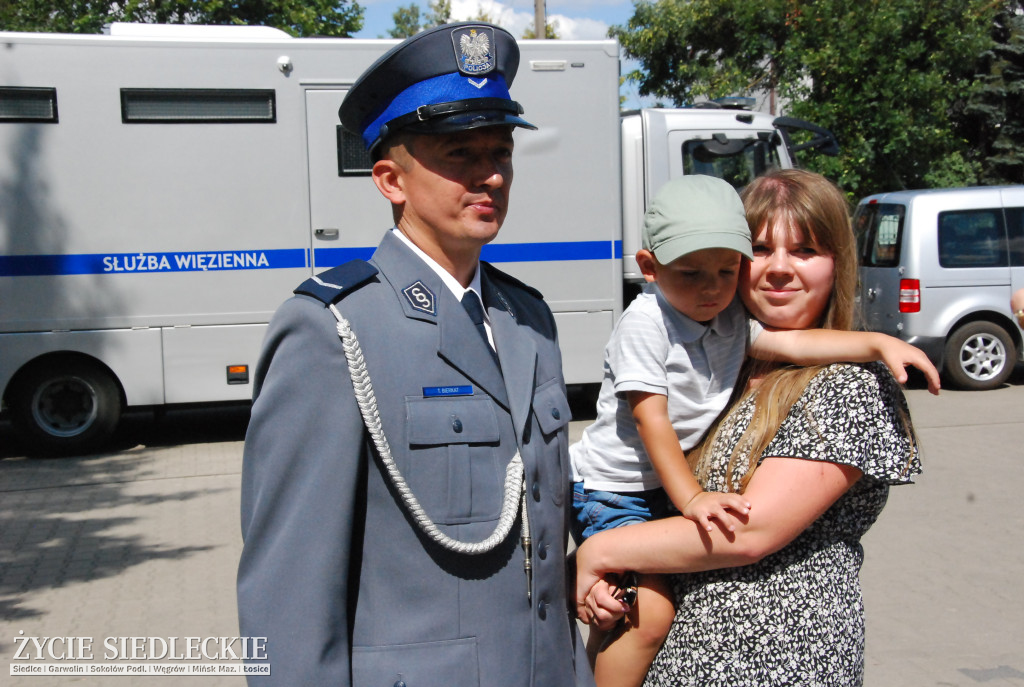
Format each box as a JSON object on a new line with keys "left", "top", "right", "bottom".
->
{"left": 534, "top": 0, "right": 546, "bottom": 39}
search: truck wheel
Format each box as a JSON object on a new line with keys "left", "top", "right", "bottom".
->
{"left": 10, "top": 360, "right": 123, "bottom": 455}
{"left": 943, "top": 322, "right": 1016, "bottom": 391}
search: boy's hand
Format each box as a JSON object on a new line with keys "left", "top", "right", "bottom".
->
{"left": 877, "top": 336, "right": 941, "bottom": 395}
{"left": 578, "top": 575, "right": 632, "bottom": 631}
{"left": 681, "top": 491, "right": 751, "bottom": 532}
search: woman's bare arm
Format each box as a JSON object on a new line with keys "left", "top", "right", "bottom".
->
{"left": 575, "top": 456, "right": 861, "bottom": 624}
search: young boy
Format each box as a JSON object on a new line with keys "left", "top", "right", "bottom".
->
{"left": 571, "top": 175, "right": 940, "bottom": 687}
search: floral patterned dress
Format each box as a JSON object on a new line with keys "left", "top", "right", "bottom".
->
{"left": 644, "top": 363, "right": 921, "bottom": 687}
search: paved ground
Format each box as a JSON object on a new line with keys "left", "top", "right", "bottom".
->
{"left": 1, "top": 369, "right": 1023, "bottom": 685}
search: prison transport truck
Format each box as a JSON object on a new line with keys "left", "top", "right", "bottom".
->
{"left": 0, "top": 23, "right": 837, "bottom": 454}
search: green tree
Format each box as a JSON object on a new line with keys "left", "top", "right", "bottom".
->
{"left": 426, "top": 0, "right": 451, "bottom": 27}
{"left": 957, "top": 0, "right": 1024, "bottom": 185}
{"left": 387, "top": 0, "right": 451, "bottom": 38}
{"left": 1, "top": 0, "right": 116, "bottom": 33}
{"left": 1, "top": 0, "right": 364, "bottom": 37}
{"left": 612, "top": 0, "right": 998, "bottom": 198}
{"left": 522, "top": 20, "right": 560, "bottom": 39}
{"left": 389, "top": 3, "right": 423, "bottom": 38}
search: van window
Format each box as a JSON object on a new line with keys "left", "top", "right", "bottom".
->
{"left": 937, "top": 209, "right": 1007, "bottom": 268}
{"left": 1006, "top": 207, "right": 1024, "bottom": 266}
{"left": 854, "top": 203, "right": 904, "bottom": 267}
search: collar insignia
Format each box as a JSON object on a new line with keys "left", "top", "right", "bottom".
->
{"left": 403, "top": 280, "right": 436, "bottom": 315}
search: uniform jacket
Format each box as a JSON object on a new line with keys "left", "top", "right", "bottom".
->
{"left": 238, "top": 230, "right": 593, "bottom": 687}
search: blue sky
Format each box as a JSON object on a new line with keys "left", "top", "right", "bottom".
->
{"left": 352, "top": 0, "right": 636, "bottom": 40}
{"left": 351, "top": 0, "right": 653, "bottom": 106}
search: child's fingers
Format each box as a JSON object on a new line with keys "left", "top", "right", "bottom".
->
{"left": 717, "top": 493, "right": 752, "bottom": 513}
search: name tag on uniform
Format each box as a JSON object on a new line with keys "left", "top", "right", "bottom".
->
{"left": 422, "top": 385, "right": 474, "bottom": 398}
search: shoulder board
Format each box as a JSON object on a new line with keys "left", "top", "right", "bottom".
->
{"left": 294, "top": 260, "right": 378, "bottom": 305}
{"left": 481, "top": 261, "right": 543, "bottom": 300}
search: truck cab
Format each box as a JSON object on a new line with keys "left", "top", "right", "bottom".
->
{"left": 619, "top": 105, "right": 837, "bottom": 289}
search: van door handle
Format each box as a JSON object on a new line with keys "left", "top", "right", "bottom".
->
{"left": 315, "top": 228, "right": 339, "bottom": 240}
{"left": 866, "top": 288, "right": 877, "bottom": 301}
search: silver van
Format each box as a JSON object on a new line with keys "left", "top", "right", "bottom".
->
{"left": 854, "top": 186, "right": 1024, "bottom": 390}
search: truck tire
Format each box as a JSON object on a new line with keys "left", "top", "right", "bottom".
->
{"left": 9, "top": 359, "right": 123, "bottom": 455}
{"left": 943, "top": 321, "right": 1016, "bottom": 391}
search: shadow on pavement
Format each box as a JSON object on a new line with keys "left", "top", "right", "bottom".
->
{"left": 0, "top": 404, "right": 248, "bottom": 623}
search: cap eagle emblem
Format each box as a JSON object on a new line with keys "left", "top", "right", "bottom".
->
{"left": 458, "top": 28, "right": 494, "bottom": 74}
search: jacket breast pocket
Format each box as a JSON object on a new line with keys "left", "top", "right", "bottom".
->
{"left": 352, "top": 637, "right": 480, "bottom": 687}
{"left": 405, "top": 396, "right": 502, "bottom": 524}
{"left": 531, "top": 377, "right": 571, "bottom": 506}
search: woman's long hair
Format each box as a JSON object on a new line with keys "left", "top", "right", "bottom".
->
{"left": 691, "top": 169, "right": 860, "bottom": 491}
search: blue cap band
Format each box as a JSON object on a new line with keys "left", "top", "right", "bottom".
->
{"left": 362, "top": 71, "right": 512, "bottom": 149}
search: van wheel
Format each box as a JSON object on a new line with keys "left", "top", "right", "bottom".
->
{"left": 9, "top": 360, "right": 123, "bottom": 456}
{"left": 943, "top": 322, "right": 1015, "bottom": 391}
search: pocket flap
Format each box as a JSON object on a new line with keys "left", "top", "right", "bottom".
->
{"left": 406, "top": 396, "right": 500, "bottom": 445}
{"left": 353, "top": 637, "right": 479, "bottom": 687}
{"left": 533, "top": 378, "right": 571, "bottom": 435}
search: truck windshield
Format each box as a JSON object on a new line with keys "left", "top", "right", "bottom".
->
{"left": 853, "top": 202, "right": 905, "bottom": 267}
{"left": 682, "top": 138, "right": 780, "bottom": 189}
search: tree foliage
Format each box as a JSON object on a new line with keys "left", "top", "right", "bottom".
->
{"left": 0, "top": 0, "right": 364, "bottom": 37}
{"left": 389, "top": 4, "right": 423, "bottom": 38}
{"left": 522, "top": 20, "right": 560, "bottom": 39}
{"left": 387, "top": 0, "right": 452, "bottom": 38}
{"left": 957, "top": 0, "right": 1024, "bottom": 185}
{"left": 612, "top": 0, "right": 1002, "bottom": 198}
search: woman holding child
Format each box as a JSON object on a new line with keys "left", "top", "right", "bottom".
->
{"left": 575, "top": 168, "right": 922, "bottom": 686}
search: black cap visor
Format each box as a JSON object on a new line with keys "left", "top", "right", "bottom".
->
{"left": 376, "top": 99, "right": 536, "bottom": 151}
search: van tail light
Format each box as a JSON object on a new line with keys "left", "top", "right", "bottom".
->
{"left": 899, "top": 279, "right": 921, "bottom": 313}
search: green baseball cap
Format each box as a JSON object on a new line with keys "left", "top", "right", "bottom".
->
{"left": 642, "top": 175, "right": 753, "bottom": 264}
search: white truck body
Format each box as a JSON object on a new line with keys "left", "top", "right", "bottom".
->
{"left": 0, "top": 24, "right": 832, "bottom": 452}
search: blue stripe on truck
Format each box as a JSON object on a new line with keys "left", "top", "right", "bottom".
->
{"left": 314, "top": 240, "right": 622, "bottom": 268}
{"left": 0, "top": 249, "right": 310, "bottom": 276}
{"left": 0, "top": 241, "right": 623, "bottom": 276}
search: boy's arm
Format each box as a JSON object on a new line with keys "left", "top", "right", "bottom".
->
{"left": 750, "top": 329, "right": 941, "bottom": 394}
{"left": 627, "top": 391, "right": 750, "bottom": 531}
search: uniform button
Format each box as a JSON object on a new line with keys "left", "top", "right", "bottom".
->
{"left": 451, "top": 417, "right": 463, "bottom": 433}
{"left": 394, "top": 682, "right": 407, "bottom": 687}
{"left": 551, "top": 407, "right": 560, "bottom": 420}
{"left": 537, "top": 600, "right": 548, "bottom": 619}
{"left": 531, "top": 482, "right": 540, "bottom": 501}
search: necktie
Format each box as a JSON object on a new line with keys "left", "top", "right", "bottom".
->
{"left": 461, "top": 291, "right": 497, "bottom": 360}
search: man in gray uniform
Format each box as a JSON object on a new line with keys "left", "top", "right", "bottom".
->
{"left": 238, "top": 22, "right": 593, "bottom": 686}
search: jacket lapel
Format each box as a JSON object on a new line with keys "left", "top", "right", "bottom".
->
{"left": 437, "top": 292, "right": 509, "bottom": 409}
{"left": 484, "top": 274, "right": 536, "bottom": 444}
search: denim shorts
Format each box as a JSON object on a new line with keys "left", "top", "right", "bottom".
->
{"left": 571, "top": 482, "right": 669, "bottom": 542}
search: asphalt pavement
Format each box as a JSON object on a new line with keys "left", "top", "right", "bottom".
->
{"left": 1, "top": 369, "right": 1023, "bottom": 686}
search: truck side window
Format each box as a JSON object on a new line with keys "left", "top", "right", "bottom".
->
{"left": 1006, "top": 207, "right": 1024, "bottom": 267}
{"left": 337, "top": 126, "right": 373, "bottom": 176}
{"left": 120, "top": 89, "right": 276, "bottom": 123}
{"left": 937, "top": 209, "right": 1008, "bottom": 268}
{"left": 0, "top": 87, "right": 58, "bottom": 123}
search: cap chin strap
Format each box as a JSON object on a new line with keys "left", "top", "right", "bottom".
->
{"left": 378, "top": 97, "right": 526, "bottom": 140}
{"left": 328, "top": 303, "right": 533, "bottom": 597}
